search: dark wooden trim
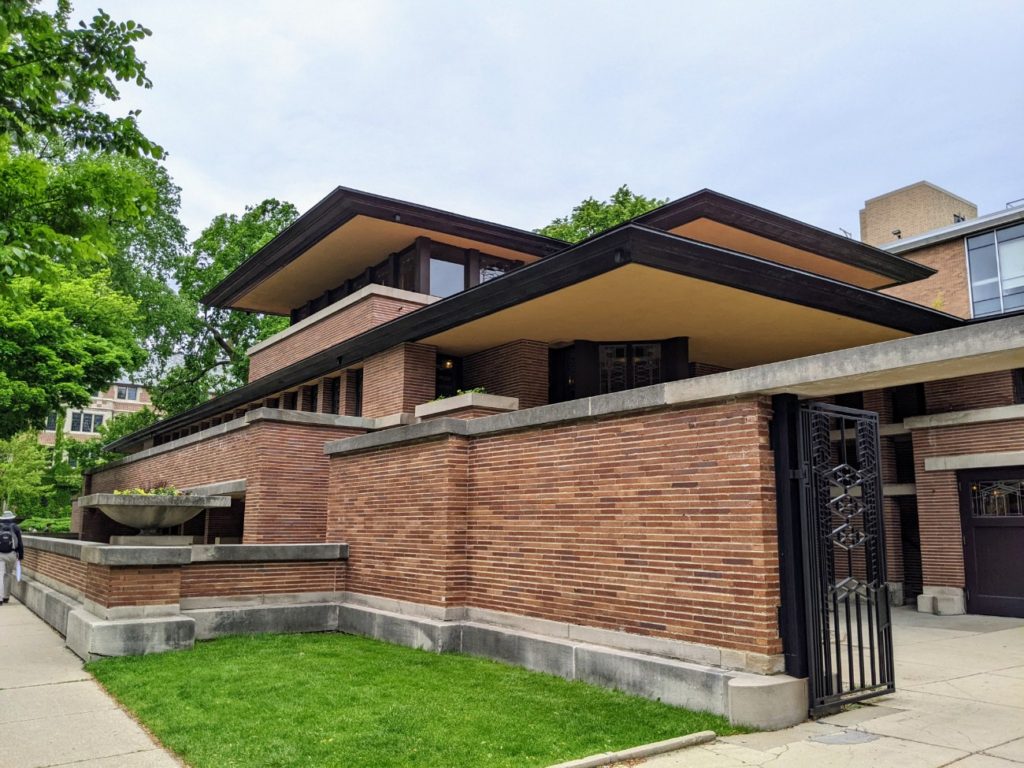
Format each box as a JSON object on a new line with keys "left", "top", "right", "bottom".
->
{"left": 635, "top": 189, "right": 934, "bottom": 286}
{"left": 203, "top": 186, "right": 567, "bottom": 309}
{"left": 629, "top": 225, "right": 959, "bottom": 335}
{"left": 111, "top": 226, "right": 960, "bottom": 451}
{"left": 772, "top": 394, "right": 808, "bottom": 678}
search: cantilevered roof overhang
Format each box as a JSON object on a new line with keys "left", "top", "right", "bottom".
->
{"left": 202, "top": 186, "right": 568, "bottom": 315}
{"left": 111, "top": 225, "right": 960, "bottom": 453}
{"left": 635, "top": 189, "right": 935, "bottom": 288}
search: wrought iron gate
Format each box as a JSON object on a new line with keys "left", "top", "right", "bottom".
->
{"left": 797, "top": 402, "right": 895, "bottom": 716}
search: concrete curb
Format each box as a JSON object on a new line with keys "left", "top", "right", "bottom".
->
{"left": 547, "top": 730, "right": 717, "bottom": 768}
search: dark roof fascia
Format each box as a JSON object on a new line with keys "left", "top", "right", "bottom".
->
{"left": 628, "top": 225, "right": 961, "bottom": 335}
{"left": 109, "top": 228, "right": 633, "bottom": 451}
{"left": 634, "top": 189, "right": 935, "bottom": 287}
{"left": 111, "top": 226, "right": 962, "bottom": 452}
{"left": 202, "top": 186, "right": 569, "bottom": 310}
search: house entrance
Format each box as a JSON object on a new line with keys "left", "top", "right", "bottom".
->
{"left": 796, "top": 401, "right": 895, "bottom": 716}
{"left": 958, "top": 469, "right": 1024, "bottom": 618}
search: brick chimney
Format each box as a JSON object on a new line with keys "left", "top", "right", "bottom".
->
{"left": 859, "top": 181, "right": 977, "bottom": 246}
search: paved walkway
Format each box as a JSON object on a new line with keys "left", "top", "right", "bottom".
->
{"left": 642, "top": 606, "right": 1024, "bottom": 767}
{"left": 0, "top": 599, "right": 181, "bottom": 768}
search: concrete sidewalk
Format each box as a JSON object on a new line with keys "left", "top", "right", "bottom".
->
{"left": 0, "top": 598, "right": 181, "bottom": 768}
{"left": 641, "top": 606, "right": 1024, "bottom": 767}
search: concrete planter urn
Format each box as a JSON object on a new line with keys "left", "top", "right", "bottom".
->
{"left": 78, "top": 493, "right": 231, "bottom": 535}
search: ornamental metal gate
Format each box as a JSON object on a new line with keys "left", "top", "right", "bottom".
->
{"left": 797, "top": 402, "right": 895, "bottom": 716}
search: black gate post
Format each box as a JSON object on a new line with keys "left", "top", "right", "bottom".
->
{"left": 771, "top": 394, "right": 808, "bottom": 679}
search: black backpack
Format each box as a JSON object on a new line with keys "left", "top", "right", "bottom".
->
{"left": 0, "top": 525, "right": 15, "bottom": 554}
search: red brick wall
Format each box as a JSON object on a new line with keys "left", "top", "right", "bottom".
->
{"left": 181, "top": 562, "right": 343, "bottom": 598}
{"left": 328, "top": 399, "right": 782, "bottom": 655}
{"left": 87, "top": 420, "right": 363, "bottom": 544}
{"left": 24, "top": 547, "right": 345, "bottom": 608}
{"left": 463, "top": 340, "right": 549, "bottom": 409}
{"left": 925, "top": 371, "right": 1016, "bottom": 413}
{"left": 882, "top": 240, "right": 970, "bottom": 318}
{"left": 328, "top": 436, "right": 468, "bottom": 606}
{"left": 912, "top": 418, "right": 1024, "bottom": 588}
{"left": 248, "top": 293, "right": 428, "bottom": 382}
{"left": 361, "top": 343, "right": 436, "bottom": 418}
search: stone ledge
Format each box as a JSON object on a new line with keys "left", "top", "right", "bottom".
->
{"left": 181, "top": 478, "right": 246, "bottom": 496}
{"left": 21, "top": 535, "right": 86, "bottom": 559}
{"left": 905, "top": 403, "right": 1024, "bottom": 430}
{"left": 247, "top": 284, "right": 436, "bottom": 356}
{"left": 80, "top": 544, "right": 193, "bottom": 566}
{"left": 414, "top": 392, "right": 519, "bottom": 419}
{"left": 924, "top": 450, "right": 1024, "bottom": 471}
{"left": 65, "top": 607, "right": 194, "bottom": 661}
{"left": 188, "top": 602, "right": 339, "bottom": 641}
{"left": 191, "top": 543, "right": 348, "bottom": 562}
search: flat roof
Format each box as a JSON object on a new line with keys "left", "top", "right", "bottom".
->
{"left": 881, "top": 204, "right": 1024, "bottom": 254}
{"left": 202, "top": 186, "right": 567, "bottom": 314}
{"left": 110, "top": 223, "right": 960, "bottom": 452}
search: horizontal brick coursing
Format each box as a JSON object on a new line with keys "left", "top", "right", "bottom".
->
{"left": 180, "top": 562, "right": 342, "bottom": 598}
{"left": 87, "top": 421, "right": 362, "bottom": 544}
{"left": 328, "top": 399, "right": 782, "bottom": 655}
{"left": 361, "top": 343, "right": 436, "bottom": 418}
{"left": 913, "top": 417, "right": 1024, "bottom": 588}
{"left": 463, "top": 340, "right": 549, "bottom": 409}
{"left": 882, "top": 240, "right": 970, "bottom": 318}
{"left": 925, "top": 371, "right": 1016, "bottom": 414}
{"left": 25, "top": 548, "right": 344, "bottom": 607}
{"left": 248, "top": 294, "right": 426, "bottom": 382}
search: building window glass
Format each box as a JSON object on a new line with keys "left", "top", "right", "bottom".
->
{"left": 45, "top": 413, "right": 58, "bottom": 431}
{"left": 70, "top": 412, "right": 81, "bottom": 432}
{"left": 479, "top": 255, "right": 514, "bottom": 284}
{"left": 970, "top": 480, "right": 1024, "bottom": 517}
{"left": 429, "top": 257, "right": 465, "bottom": 298}
{"left": 116, "top": 385, "right": 139, "bottom": 400}
{"left": 968, "top": 222, "right": 1024, "bottom": 316}
{"left": 598, "top": 343, "right": 663, "bottom": 394}
{"left": 68, "top": 412, "right": 103, "bottom": 433}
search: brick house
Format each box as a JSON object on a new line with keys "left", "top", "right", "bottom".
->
{"left": 18, "top": 184, "right": 1024, "bottom": 726}
{"left": 38, "top": 382, "right": 151, "bottom": 447}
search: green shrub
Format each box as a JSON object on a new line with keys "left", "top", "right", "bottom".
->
{"left": 19, "top": 516, "right": 71, "bottom": 533}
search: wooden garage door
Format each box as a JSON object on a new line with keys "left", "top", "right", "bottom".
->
{"left": 959, "top": 469, "right": 1024, "bottom": 618}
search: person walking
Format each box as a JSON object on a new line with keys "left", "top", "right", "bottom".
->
{"left": 0, "top": 508, "right": 24, "bottom": 605}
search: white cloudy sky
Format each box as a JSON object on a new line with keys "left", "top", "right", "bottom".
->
{"left": 96, "top": 0, "right": 1024, "bottom": 239}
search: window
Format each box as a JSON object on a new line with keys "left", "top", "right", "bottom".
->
{"left": 969, "top": 480, "right": 1024, "bottom": 517}
{"left": 479, "top": 255, "right": 515, "bottom": 284}
{"left": 45, "top": 413, "right": 58, "bottom": 431}
{"left": 116, "top": 385, "right": 139, "bottom": 400}
{"left": 68, "top": 412, "right": 103, "bottom": 433}
{"left": 429, "top": 257, "right": 465, "bottom": 298}
{"left": 435, "top": 354, "right": 463, "bottom": 398}
{"left": 598, "top": 343, "right": 663, "bottom": 394}
{"left": 890, "top": 383, "right": 926, "bottom": 422}
{"left": 968, "top": 222, "right": 1024, "bottom": 316}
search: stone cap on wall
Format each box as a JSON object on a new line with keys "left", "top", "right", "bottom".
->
{"left": 22, "top": 536, "right": 348, "bottom": 566}
{"left": 414, "top": 392, "right": 519, "bottom": 419}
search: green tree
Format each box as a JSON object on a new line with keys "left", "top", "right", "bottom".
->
{"left": 0, "top": 431, "right": 48, "bottom": 513}
{"left": 0, "top": 0, "right": 159, "bottom": 157}
{"left": 0, "top": 267, "right": 143, "bottom": 439}
{"left": 538, "top": 185, "right": 668, "bottom": 243}
{"left": 64, "top": 406, "right": 158, "bottom": 474}
{"left": 152, "top": 200, "right": 298, "bottom": 415}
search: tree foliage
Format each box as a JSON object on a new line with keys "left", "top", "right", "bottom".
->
{"left": 538, "top": 185, "right": 668, "bottom": 243}
{"left": 64, "top": 406, "right": 158, "bottom": 474}
{"left": 0, "top": 267, "right": 143, "bottom": 439}
{"left": 0, "top": 431, "right": 48, "bottom": 512}
{"left": 151, "top": 200, "right": 297, "bottom": 415}
{"left": 0, "top": 0, "right": 160, "bottom": 158}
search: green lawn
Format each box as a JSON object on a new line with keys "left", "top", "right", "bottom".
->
{"left": 87, "top": 633, "right": 745, "bottom": 768}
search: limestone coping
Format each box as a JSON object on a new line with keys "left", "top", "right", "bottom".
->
{"left": 414, "top": 392, "right": 519, "bottom": 419}
{"left": 22, "top": 536, "right": 348, "bottom": 566}
{"left": 247, "top": 285, "right": 436, "bottom": 356}
{"left": 325, "top": 316, "right": 1024, "bottom": 457}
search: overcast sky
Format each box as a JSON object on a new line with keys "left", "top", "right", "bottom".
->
{"left": 96, "top": 0, "right": 1024, "bottom": 240}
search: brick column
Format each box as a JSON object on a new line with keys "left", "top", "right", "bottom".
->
{"left": 463, "top": 340, "right": 549, "bottom": 409}
{"left": 361, "top": 343, "right": 436, "bottom": 418}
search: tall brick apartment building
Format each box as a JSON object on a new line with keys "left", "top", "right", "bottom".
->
{"left": 38, "top": 382, "right": 151, "bottom": 447}
{"left": 19, "top": 184, "right": 1024, "bottom": 724}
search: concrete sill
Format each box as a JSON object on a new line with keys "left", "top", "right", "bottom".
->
{"left": 414, "top": 392, "right": 519, "bottom": 419}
